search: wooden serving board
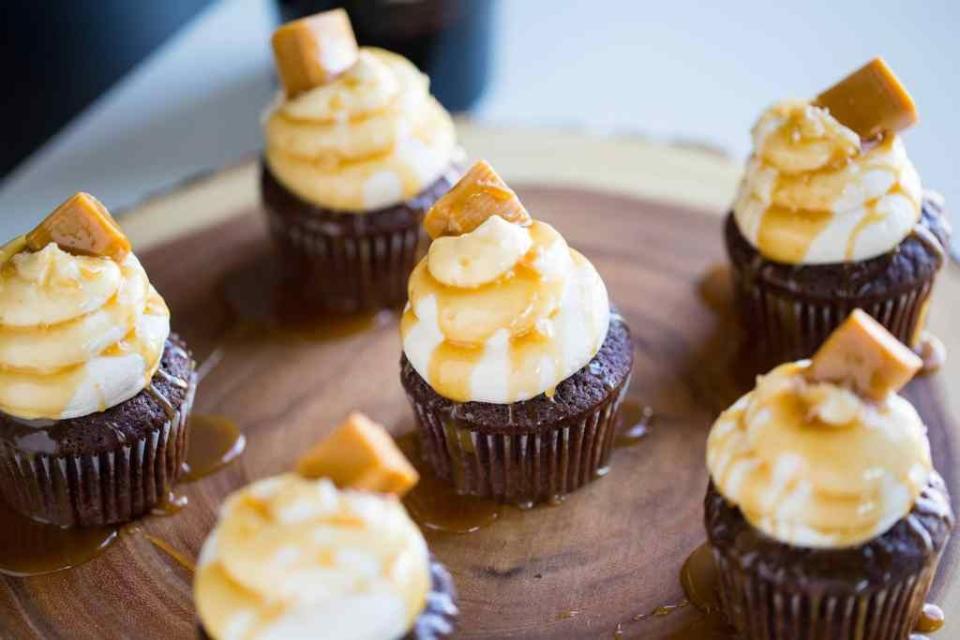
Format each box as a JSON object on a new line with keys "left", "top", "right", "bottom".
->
{"left": 1, "top": 185, "right": 958, "bottom": 639}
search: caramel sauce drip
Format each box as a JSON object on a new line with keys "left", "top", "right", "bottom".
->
{"left": 150, "top": 491, "right": 189, "bottom": 517}
{"left": 662, "top": 544, "right": 737, "bottom": 639}
{"left": 614, "top": 399, "right": 654, "bottom": 448}
{"left": 0, "top": 500, "right": 118, "bottom": 577}
{"left": 411, "top": 222, "right": 571, "bottom": 403}
{"left": 182, "top": 414, "right": 246, "bottom": 482}
{"left": 396, "top": 432, "right": 502, "bottom": 534}
{"left": 756, "top": 204, "right": 834, "bottom": 264}
{"left": 144, "top": 534, "right": 195, "bottom": 573}
{"left": 915, "top": 602, "right": 945, "bottom": 634}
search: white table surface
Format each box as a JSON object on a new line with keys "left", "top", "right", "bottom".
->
{"left": 1, "top": 0, "right": 957, "bottom": 242}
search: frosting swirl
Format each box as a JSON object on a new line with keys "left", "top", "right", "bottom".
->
{"left": 195, "top": 474, "right": 430, "bottom": 640}
{"left": 733, "top": 100, "right": 923, "bottom": 264}
{"left": 401, "top": 215, "right": 610, "bottom": 404}
{"left": 706, "top": 361, "right": 932, "bottom": 548}
{"left": 0, "top": 244, "right": 170, "bottom": 420}
{"left": 264, "top": 48, "right": 458, "bottom": 211}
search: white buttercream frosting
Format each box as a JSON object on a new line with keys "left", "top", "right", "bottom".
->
{"left": 264, "top": 47, "right": 459, "bottom": 211}
{"left": 401, "top": 215, "right": 610, "bottom": 404}
{"left": 0, "top": 244, "right": 169, "bottom": 420}
{"left": 733, "top": 100, "right": 923, "bottom": 265}
{"left": 195, "top": 474, "right": 430, "bottom": 640}
{"left": 706, "top": 361, "right": 932, "bottom": 548}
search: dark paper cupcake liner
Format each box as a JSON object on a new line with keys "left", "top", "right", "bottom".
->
{"left": 712, "top": 545, "right": 942, "bottom": 640}
{"left": 725, "top": 199, "right": 950, "bottom": 366}
{"left": 0, "top": 375, "right": 196, "bottom": 527}
{"left": 731, "top": 271, "right": 935, "bottom": 365}
{"left": 261, "top": 160, "right": 459, "bottom": 313}
{"left": 410, "top": 376, "right": 631, "bottom": 506}
{"left": 265, "top": 211, "right": 423, "bottom": 313}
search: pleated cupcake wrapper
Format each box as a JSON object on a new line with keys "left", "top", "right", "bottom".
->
{"left": 410, "top": 376, "right": 631, "bottom": 506}
{"left": 265, "top": 206, "right": 424, "bottom": 313}
{"left": 731, "top": 267, "right": 936, "bottom": 365}
{"left": 713, "top": 545, "right": 943, "bottom": 640}
{"left": 0, "top": 376, "right": 196, "bottom": 527}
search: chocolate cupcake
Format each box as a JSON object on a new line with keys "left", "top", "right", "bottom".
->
{"left": 194, "top": 474, "right": 458, "bottom": 640}
{"left": 704, "top": 310, "right": 953, "bottom": 639}
{"left": 261, "top": 9, "right": 462, "bottom": 312}
{"left": 0, "top": 193, "right": 197, "bottom": 526}
{"left": 726, "top": 58, "right": 951, "bottom": 366}
{"left": 399, "top": 161, "right": 634, "bottom": 506}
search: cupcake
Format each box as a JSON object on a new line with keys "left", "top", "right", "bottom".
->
{"left": 0, "top": 193, "right": 196, "bottom": 526}
{"left": 705, "top": 310, "right": 953, "bottom": 638}
{"left": 400, "top": 161, "right": 634, "bottom": 506}
{"left": 196, "top": 413, "right": 457, "bottom": 640}
{"left": 726, "top": 58, "right": 951, "bottom": 365}
{"left": 262, "top": 9, "right": 462, "bottom": 312}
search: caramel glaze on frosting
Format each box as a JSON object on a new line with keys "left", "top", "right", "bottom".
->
{"left": 401, "top": 215, "right": 610, "bottom": 404}
{"left": 707, "top": 361, "right": 933, "bottom": 549}
{"left": 263, "top": 48, "right": 460, "bottom": 212}
{"left": 195, "top": 474, "right": 431, "bottom": 640}
{"left": 0, "top": 243, "right": 170, "bottom": 420}
{"left": 733, "top": 100, "right": 923, "bottom": 265}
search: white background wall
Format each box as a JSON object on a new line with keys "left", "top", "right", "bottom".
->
{"left": 1, "top": 0, "right": 956, "bottom": 241}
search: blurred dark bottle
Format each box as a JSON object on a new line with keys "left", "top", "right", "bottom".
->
{"left": 275, "top": 0, "right": 493, "bottom": 113}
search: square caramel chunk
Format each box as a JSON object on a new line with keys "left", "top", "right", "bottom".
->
{"left": 25, "top": 192, "right": 131, "bottom": 262}
{"left": 815, "top": 57, "right": 917, "bottom": 139}
{"left": 271, "top": 8, "right": 359, "bottom": 98}
{"left": 424, "top": 160, "right": 532, "bottom": 239}
{"left": 807, "top": 309, "right": 922, "bottom": 400}
{"left": 296, "top": 412, "right": 418, "bottom": 496}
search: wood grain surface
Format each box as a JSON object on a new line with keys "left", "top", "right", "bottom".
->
{"left": 1, "top": 185, "right": 957, "bottom": 639}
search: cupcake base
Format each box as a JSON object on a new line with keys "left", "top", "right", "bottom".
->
{"left": 261, "top": 160, "right": 461, "bottom": 313}
{"left": 401, "top": 313, "right": 634, "bottom": 506}
{"left": 704, "top": 475, "right": 954, "bottom": 640}
{"left": 725, "top": 195, "right": 951, "bottom": 366}
{"left": 0, "top": 336, "right": 197, "bottom": 527}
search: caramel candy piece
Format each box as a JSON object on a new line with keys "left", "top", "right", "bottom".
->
{"left": 25, "top": 193, "right": 131, "bottom": 262}
{"left": 271, "top": 8, "right": 359, "bottom": 98}
{"left": 808, "top": 309, "right": 922, "bottom": 400}
{"left": 814, "top": 57, "right": 917, "bottom": 139}
{"left": 424, "top": 160, "right": 532, "bottom": 239}
{"left": 296, "top": 412, "right": 418, "bottom": 496}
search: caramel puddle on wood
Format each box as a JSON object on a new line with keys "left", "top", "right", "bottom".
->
{"left": 143, "top": 534, "right": 195, "bottom": 573}
{"left": 182, "top": 414, "right": 246, "bottom": 481}
{"left": 629, "top": 543, "right": 735, "bottom": 639}
{"left": 556, "top": 609, "right": 581, "bottom": 620}
{"left": 150, "top": 490, "right": 189, "bottom": 517}
{"left": 614, "top": 399, "right": 654, "bottom": 448}
{"left": 0, "top": 500, "right": 119, "bottom": 577}
{"left": 221, "top": 252, "right": 388, "bottom": 342}
{"left": 913, "top": 602, "right": 945, "bottom": 636}
{"left": 396, "top": 432, "right": 503, "bottom": 534}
